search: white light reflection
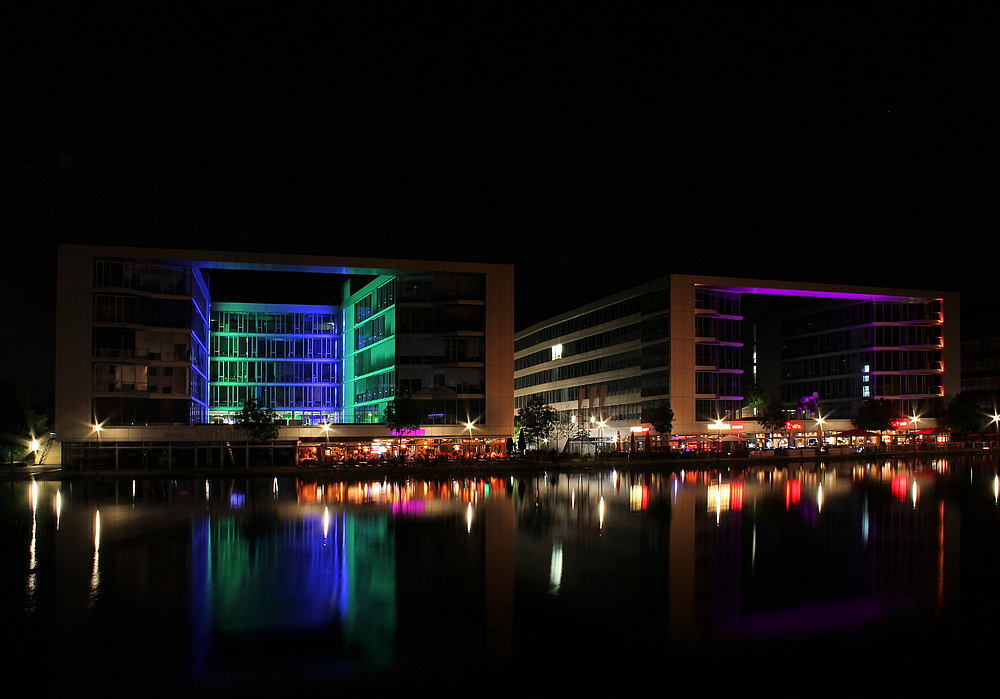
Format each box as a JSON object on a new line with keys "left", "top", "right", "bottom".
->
{"left": 132, "top": 480, "right": 136, "bottom": 499}
{"left": 273, "top": 478, "right": 279, "bottom": 495}
{"left": 994, "top": 475, "right": 999, "bottom": 504}
{"left": 56, "top": 490, "right": 62, "bottom": 530}
{"left": 205, "top": 480, "right": 210, "bottom": 501}
{"left": 467, "top": 503, "right": 474, "bottom": 533}
{"left": 323, "top": 506, "right": 330, "bottom": 539}
{"left": 548, "top": 541, "right": 563, "bottom": 595}
{"left": 89, "top": 510, "right": 101, "bottom": 607}
{"left": 912, "top": 480, "right": 918, "bottom": 508}
{"left": 27, "top": 481, "right": 38, "bottom": 611}
{"left": 862, "top": 497, "right": 869, "bottom": 547}
{"left": 817, "top": 484, "right": 824, "bottom": 513}
{"left": 599, "top": 497, "right": 605, "bottom": 530}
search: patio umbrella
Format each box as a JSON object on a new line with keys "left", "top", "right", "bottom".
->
{"left": 833, "top": 429, "right": 876, "bottom": 437}
{"left": 720, "top": 435, "right": 748, "bottom": 442}
{"left": 644, "top": 432, "right": 650, "bottom": 453}
{"left": 616, "top": 431, "right": 621, "bottom": 453}
{"left": 630, "top": 433, "right": 636, "bottom": 452}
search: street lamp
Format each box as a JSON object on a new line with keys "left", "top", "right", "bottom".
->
{"left": 910, "top": 414, "right": 919, "bottom": 454}
{"left": 465, "top": 420, "right": 475, "bottom": 460}
{"left": 816, "top": 416, "right": 825, "bottom": 451}
{"left": 991, "top": 412, "right": 1000, "bottom": 450}
{"left": 322, "top": 423, "right": 330, "bottom": 462}
{"left": 589, "top": 415, "right": 595, "bottom": 457}
{"left": 598, "top": 419, "right": 607, "bottom": 457}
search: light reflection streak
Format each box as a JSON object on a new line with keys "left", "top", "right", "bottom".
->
{"left": 56, "top": 489, "right": 61, "bottom": 529}
{"left": 548, "top": 541, "right": 563, "bottom": 595}
{"left": 27, "top": 481, "right": 38, "bottom": 612}
{"left": 599, "top": 497, "right": 605, "bottom": 530}
{"left": 467, "top": 503, "right": 473, "bottom": 533}
{"left": 89, "top": 510, "right": 101, "bottom": 608}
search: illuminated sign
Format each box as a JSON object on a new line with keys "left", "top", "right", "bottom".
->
{"left": 890, "top": 419, "right": 910, "bottom": 429}
{"left": 785, "top": 421, "right": 803, "bottom": 431}
{"left": 630, "top": 426, "right": 650, "bottom": 433}
{"left": 391, "top": 429, "right": 425, "bottom": 436}
{"left": 708, "top": 423, "right": 746, "bottom": 431}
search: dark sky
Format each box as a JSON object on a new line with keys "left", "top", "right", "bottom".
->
{"left": 4, "top": 7, "right": 996, "bottom": 403}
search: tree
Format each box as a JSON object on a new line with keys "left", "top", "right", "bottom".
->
{"left": 648, "top": 401, "right": 674, "bottom": 453}
{"left": 852, "top": 399, "right": 897, "bottom": 450}
{"left": 757, "top": 398, "right": 786, "bottom": 441}
{"left": 744, "top": 383, "right": 766, "bottom": 416}
{"left": 236, "top": 397, "right": 279, "bottom": 465}
{"left": 384, "top": 396, "right": 425, "bottom": 461}
{"left": 852, "top": 398, "right": 896, "bottom": 433}
{"left": 383, "top": 395, "right": 424, "bottom": 433}
{"left": 942, "top": 393, "right": 984, "bottom": 437}
{"left": 516, "top": 395, "right": 557, "bottom": 451}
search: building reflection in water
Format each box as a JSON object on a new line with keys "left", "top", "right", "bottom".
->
{"left": 4, "top": 454, "right": 1000, "bottom": 686}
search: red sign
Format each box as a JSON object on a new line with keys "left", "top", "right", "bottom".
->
{"left": 890, "top": 420, "right": 910, "bottom": 429}
{"left": 785, "top": 421, "right": 803, "bottom": 431}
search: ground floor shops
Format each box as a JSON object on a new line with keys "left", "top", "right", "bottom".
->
{"left": 60, "top": 435, "right": 514, "bottom": 470}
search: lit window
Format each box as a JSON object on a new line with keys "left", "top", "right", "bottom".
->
{"left": 551, "top": 344, "right": 563, "bottom": 360}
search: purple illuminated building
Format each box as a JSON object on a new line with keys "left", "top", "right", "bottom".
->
{"left": 514, "top": 274, "right": 959, "bottom": 447}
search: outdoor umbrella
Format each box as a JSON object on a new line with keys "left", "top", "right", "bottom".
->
{"left": 518, "top": 430, "right": 526, "bottom": 454}
{"left": 644, "top": 432, "right": 651, "bottom": 453}
{"left": 630, "top": 433, "right": 636, "bottom": 452}
{"left": 833, "top": 429, "right": 876, "bottom": 437}
{"left": 616, "top": 431, "right": 621, "bottom": 453}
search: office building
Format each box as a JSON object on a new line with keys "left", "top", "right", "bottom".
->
{"left": 514, "top": 274, "right": 959, "bottom": 448}
{"left": 56, "top": 245, "right": 514, "bottom": 468}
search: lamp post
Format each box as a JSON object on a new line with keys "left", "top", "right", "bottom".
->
{"left": 465, "top": 420, "right": 475, "bottom": 460}
{"left": 93, "top": 421, "right": 102, "bottom": 471}
{"left": 910, "top": 414, "right": 919, "bottom": 454}
{"left": 992, "top": 413, "right": 1000, "bottom": 451}
{"left": 816, "top": 416, "right": 825, "bottom": 452}
{"left": 322, "top": 422, "right": 330, "bottom": 463}
{"left": 589, "top": 415, "right": 595, "bottom": 457}
{"left": 598, "top": 419, "right": 607, "bottom": 458}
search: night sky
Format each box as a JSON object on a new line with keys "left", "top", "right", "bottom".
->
{"left": 4, "top": 8, "right": 996, "bottom": 403}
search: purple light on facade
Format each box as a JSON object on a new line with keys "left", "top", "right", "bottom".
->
{"left": 699, "top": 284, "right": 940, "bottom": 303}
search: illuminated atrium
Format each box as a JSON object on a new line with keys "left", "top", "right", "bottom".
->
{"left": 55, "top": 245, "right": 514, "bottom": 468}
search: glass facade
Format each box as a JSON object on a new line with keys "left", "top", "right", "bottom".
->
{"left": 210, "top": 303, "right": 340, "bottom": 425}
{"left": 91, "top": 258, "right": 210, "bottom": 426}
{"left": 779, "top": 299, "right": 944, "bottom": 418}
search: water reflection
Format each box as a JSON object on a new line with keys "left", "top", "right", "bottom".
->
{"left": 4, "top": 455, "right": 1000, "bottom": 690}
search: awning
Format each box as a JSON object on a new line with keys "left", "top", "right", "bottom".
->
{"left": 912, "top": 427, "right": 951, "bottom": 435}
{"left": 833, "top": 429, "right": 876, "bottom": 437}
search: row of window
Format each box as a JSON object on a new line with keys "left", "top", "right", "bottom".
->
{"left": 515, "top": 376, "right": 644, "bottom": 409}
{"left": 354, "top": 278, "right": 397, "bottom": 323}
{"left": 396, "top": 304, "right": 486, "bottom": 334}
{"left": 210, "top": 384, "right": 341, "bottom": 410}
{"left": 396, "top": 274, "right": 486, "bottom": 304}
{"left": 211, "top": 310, "right": 337, "bottom": 335}
{"left": 515, "top": 296, "right": 644, "bottom": 352}
{"left": 212, "top": 335, "right": 339, "bottom": 360}
{"left": 781, "top": 300, "right": 942, "bottom": 337}
{"left": 355, "top": 311, "right": 394, "bottom": 351}
{"left": 211, "top": 359, "right": 339, "bottom": 384}
{"left": 515, "top": 323, "right": 642, "bottom": 371}
{"left": 514, "top": 349, "right": 643, "bottom": 390}
{"left": 93, "top": 259, "right": 192, "bottom": 297}
{"left": 397, "top": 337, "right": 485, "bottom": 365}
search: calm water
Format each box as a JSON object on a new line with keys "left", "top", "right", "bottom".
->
{"left": 4, "top": 456, "right": 1000, "bottom": 693}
